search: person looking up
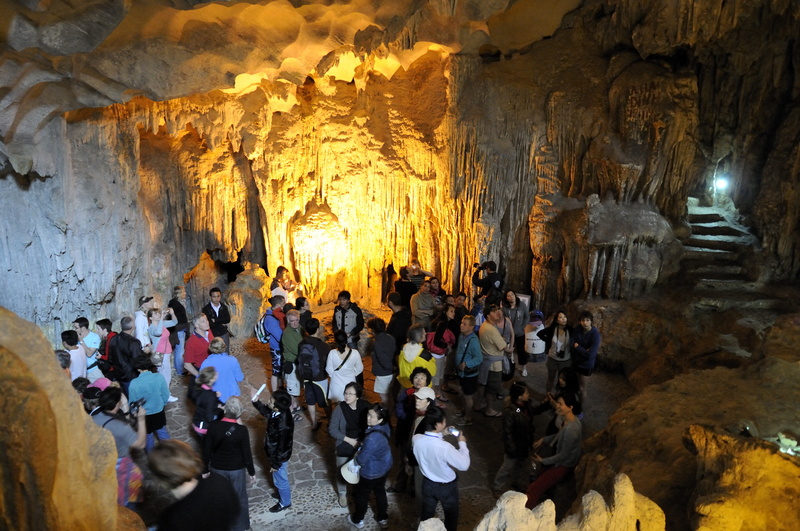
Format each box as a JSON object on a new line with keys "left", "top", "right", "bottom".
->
{"left": 537, "top": 310, "right": 572, "bottom": 394}
{"left": 472, "top": 261, "right": 503, "bottom": 306}
{"left": 167, "top": 285, "right": 191, "bottom": 376}
{"left": 135, "top": 295, "right": 155, "bottom": 354}
{"left": 108, "top": 316, "right": 145, "bottom": 395}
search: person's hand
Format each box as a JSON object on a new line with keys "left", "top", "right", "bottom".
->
{"left": 457, "top": 432, "right": 467, "bottom": 443}
{"left": 269, "top": 467, "right": 277, "bottom": 474}
{"left": 143, "top": 345, "right": 152, "bottom": 354}
{"left": 249, "top": 475, "right": 256, "bottom": 485}
{"left": 458, "top": 362, "right": 466, "bottom": 371}
{"left": 344, "top": 437, "right": 358, "bottom": 447}
{"left": 202, "top": 472, "right": 210, "bottom": 479}
{"left": 532, "top": 454, "right": 543, "bottom": 464}
{"left": 533, "top": 438, "right": 544, "bottom": 450}
{"left": 573, "top": 342, "right": 579, "bottom": 349}
{"left": 136, "top": 406, "right": 147, "bottom": 419}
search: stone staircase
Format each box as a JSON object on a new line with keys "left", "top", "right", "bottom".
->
{"left": 681, "top": 203, "right": 784, "bottom": 311}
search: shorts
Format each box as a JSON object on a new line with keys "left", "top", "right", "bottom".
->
{"left": 546, "top": 355, "right": 572, "bottom": 375}
{"left": 574, "top": 365, "right": 594, "bottom": 377}
{"left": 285, "top": 368, "right": 301, "bottom": 396}
{"left": 485, "top": 370, "right": 502, "bottom": 395}
{"left": 373, "top": 374, "right": 393, "bottom": 395}
{"left": 459, "top": 375, "right": 478, "bottom": 395}
{"left": 304, "top": 380, "right": 328, "bottom": 407}
{"left": 432, "top": 356, "right": 446, "bottom": 386}
{"left": 271, "top": 349, "right": 283, "bottom": 376}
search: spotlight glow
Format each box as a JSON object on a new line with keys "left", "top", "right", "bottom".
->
{"left": 715, "top": 178, "right": 729, "bottom": 191}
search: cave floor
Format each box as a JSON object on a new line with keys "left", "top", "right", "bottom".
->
{"left": 146, "top": 311, "right": 635, "bottom": 530}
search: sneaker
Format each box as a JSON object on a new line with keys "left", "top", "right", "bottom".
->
{"left": 269, "top": 502, "right": 291, "bottom": 513}
{"left": 347, "top": 515, "right": 365, "bottom": 529}
{"left": 454, "top": 417, "right": 473, "bottom": 426}
{"left": 521, "top": 368, "right": 528, "bottom": 377}
{"left": 338, "top": 494, "right": 348, "bottom": 507}
{"left": 378, "top": 519, "right": 390, "bottom": 529}
{"left": 167, "top": 395, "right": 179, "bottom": 403}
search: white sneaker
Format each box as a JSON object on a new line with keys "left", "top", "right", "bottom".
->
{"left": 167, "top": 395, "right": 179, "bottom": 403}
{"left": 347, "top": 516, "right": 364, "bottom": 529}
{"left": 521, "top": 368, "right": 528, "bottom": 377}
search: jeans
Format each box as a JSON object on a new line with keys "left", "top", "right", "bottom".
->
{"left": 173, "top": 330, "right": 186, "bottom": 376}
{"left": 335, "top": 454, "right": 349, "bottom": 495}
{"left": 211, "top": 467, "right": 250, "bottom": 531}
{"left": 420, "top": 477, "right": 459, "bottom": 531}
{"left": 353, "top": 475, "right": 388, "bottom": 522}
{"left": 145, "top": 426, "right": 170, "bottom": 453}
{"left": 272, "top": 461, "right": 291, "bottom": 507}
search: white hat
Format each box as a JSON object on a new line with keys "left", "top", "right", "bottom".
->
{"left": 413, "top": 387, "right": 436, "bottom": 401}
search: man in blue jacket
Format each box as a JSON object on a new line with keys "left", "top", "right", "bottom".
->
{"left": 572, "top": 310, "right": 601, "bottom": 407}
{"left": 263, "top": 295, "right": 285, "bottom": 393}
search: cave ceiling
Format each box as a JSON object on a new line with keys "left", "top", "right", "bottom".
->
{"left": 1, "top": 0, "right": 799, "bottom": 329}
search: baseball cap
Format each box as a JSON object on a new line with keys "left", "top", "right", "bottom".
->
{"left": 413, "top": 387, "right": 436, "bottom": 401}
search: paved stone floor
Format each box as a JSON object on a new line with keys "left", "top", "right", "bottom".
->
{"left": 150, "top": 308, "right": 634, "bottom": 530}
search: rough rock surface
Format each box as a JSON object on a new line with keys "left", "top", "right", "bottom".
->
{"left": 0, "top": 307, "right": 139, "bottom": 531}
{"left": 1, "top": 0, "right": 799, "bottom": 334}
{"left": 685, "top": 425, "right": 800, "bottom": 531}
{"left": 577, "top": 355, "right": 800, "bottom": 530}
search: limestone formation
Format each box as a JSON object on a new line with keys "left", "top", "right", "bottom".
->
{"left": 0, "top": 307, "right": 140, "bottom": 530}
{"left": 686, "top": 425, "right": 800, "bottom": 531}
{"left": 474, "top": 473, "right": 665, "bottom": 531}
{"left": 1, "top": 0, "right": 799, "bottom": 337}
{"left": 577, "top": 356, "right": 800, "bottom": 530}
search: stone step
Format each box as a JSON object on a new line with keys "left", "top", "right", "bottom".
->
{"left": 692, "top": 279, "right": 761, "bottom": 292}
{"left": 681, "top": 260, "right": 744, "bottom": 275}
{"left": 690, "top": 222, "right": 751, "bottom": 238}
{"left": 692, "top": 290, "right": 787, "bottom": 312}
{"left": 683, "top": 247, "right": 741, "bottom": 262}
{"left": 686, "top": 236, "right": 751, "bottom": 252}
{"left": 688, "top": 212, "right": 725, "bottom": 224}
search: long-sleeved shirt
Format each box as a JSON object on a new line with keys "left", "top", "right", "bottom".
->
{"left": 202, "top": 419, "right": 255, "bottom": 476}
{"left": 455, "top": 332, "right": 482, "bottom": 377}
{"left": 572, "top": 326, "right": 601, "bottom": 371}
{"left": 128, "top": 370, "right": 170, "bottom": 414}
{"left": 412, "top": 431, "right": 470, "bottom": 483}
{"left": 541, "top": 418, "right": 582, "bottom": 468}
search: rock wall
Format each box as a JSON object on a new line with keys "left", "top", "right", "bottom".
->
{"left": 0, "top": 307, "right": 134, "bottom": 530}
{"left": 0, "top": 0, "right": 799, "bottom": 332}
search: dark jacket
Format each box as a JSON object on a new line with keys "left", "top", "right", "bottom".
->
{"left": 394, "top": 279, "right": 418, "bottom": 308}
{"left": 537, "top": 321, "right": 573, "bottom": 358}
{"left": 386, "top": 307, "right": 412, "bottom": 355}
{"left": 202, "top": 302, "right": 231, "bottom": 338}
{"left": 190, "top": 383, "right": 223, "bottom": 430}
{"left": 503, "top": 400, "right": 535, "bottom": 458}
{"left": 167, "top": 298, "right": 190, "bottom": 347}
{"left": 332, "top": 302, "right": 364, "bottom": 339}
{"left": 572, "top": 326, "right": 601, "bottom": 370}
{"left": 472, "top": 269, "right": 504, "bottom": 303}
{"left": 371, "top": 332, "right": 395, "bottom": 377}
{"left": 253, "top": 400, "right": 294, "bottom": 466}
{"left": 108, "top": 331, "right": 143, "bottom": 382}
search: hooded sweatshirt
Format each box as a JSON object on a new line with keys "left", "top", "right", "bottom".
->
{"left": 397, "top": 342, "right": 436, "bottom": 388}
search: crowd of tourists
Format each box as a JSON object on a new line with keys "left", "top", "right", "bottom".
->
{"left": 55, "top": 259, "right": 601, "bottom": 530}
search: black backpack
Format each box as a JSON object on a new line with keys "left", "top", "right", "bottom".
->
{"left": 296, "top": 341, "right": 323, "bottom": 382}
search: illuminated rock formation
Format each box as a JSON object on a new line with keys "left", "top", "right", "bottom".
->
{"left": 475, "top": 473, "right": 665, "bottom": 531}
{"left": 0, "top": 307, "right": 141, "bottom": 531}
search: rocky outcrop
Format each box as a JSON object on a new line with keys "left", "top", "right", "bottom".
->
{"left": 577, "top": 356, "right": 800, "bottom": 530}
{"left": 685, "top": 425, "right": 800, "bottom": 531}
{"left": 474, "top": 473, "right": 665, "bottom": 531}
{"left": 0, "top": 307, "right": 139, "bottom": 530}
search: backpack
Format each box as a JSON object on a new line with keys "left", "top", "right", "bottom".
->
{"left": 254, "top": 311, "right": 272, "bottom": 343}
{"left": 296, "top": 341, "right": 324, "bottom": 382}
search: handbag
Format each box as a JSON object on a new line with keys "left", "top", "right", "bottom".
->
{"left": 150, "top": 351, "right": 165, "bottom": 367}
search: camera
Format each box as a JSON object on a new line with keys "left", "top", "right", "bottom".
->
{"left": 446, "top": 426, "right": 461, "bottom": 437}
{"left": 473, "top": 262, "right": 483, "bottom": 269}
{"left": 130, "top": 397, "right": 147, "bottom": 417}
{"left": 556, "top": 350, "right": 566, "bottom": 359}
